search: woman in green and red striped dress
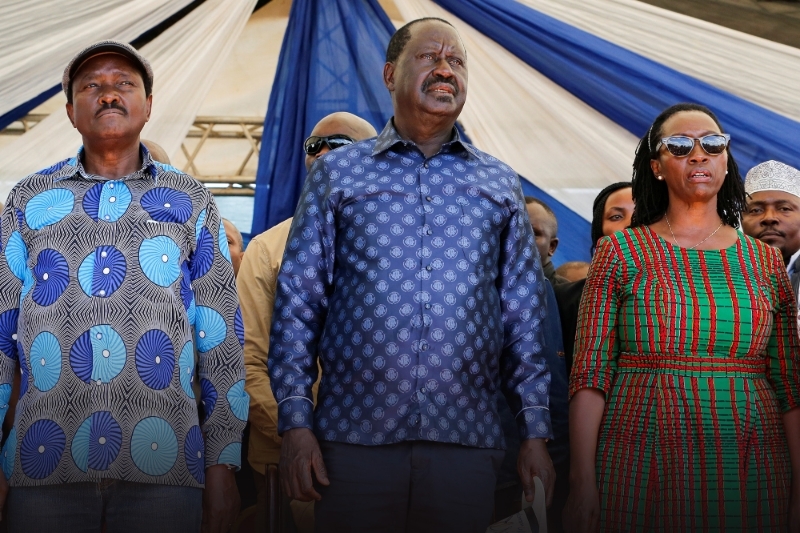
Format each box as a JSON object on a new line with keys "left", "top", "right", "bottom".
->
{"left": 564, "top": 103, "right": 800, "bottom": 532}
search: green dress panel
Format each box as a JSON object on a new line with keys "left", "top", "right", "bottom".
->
{"left": 571, "top": 227, "right": 800, "bottom": 532}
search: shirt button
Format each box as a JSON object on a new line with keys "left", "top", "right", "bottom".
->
{"left": 98, "top": 290, "right": 106, "bottom": 296}
{"left": 425, "top": 303, "right": 431, "bottom": 309}
{"left": 425, "top": 266, "right": 432, "bottom": 271}
{"left": 425, "top": 196, "right": 432, "bottom": 202}
{"left": 108, "top": 183, "right": 114, "bottom": 189}
{"left": 426, "top": 228, "right": 432, "bottom": 235}
{"left": 423, "top": 162, "right": 429, "bottom": 169}
{"left": 421, "top": 387, "right": 428, "bottom": 394}
{"left": 420, "top": 343, "right": 427, "bottom": 351}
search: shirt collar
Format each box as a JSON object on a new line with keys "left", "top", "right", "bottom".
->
{"left": 54, "top": 143, "right": 159, "bottom": 182}
{"left": 372, "top": 118, "right": 487, "bottom": 164}
{"left": 788, "top": 247, "right": 800, "bottom": 274}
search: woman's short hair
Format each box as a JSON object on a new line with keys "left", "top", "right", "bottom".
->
{"left": 630, "top": 103, "right": 745, "bottom": 228}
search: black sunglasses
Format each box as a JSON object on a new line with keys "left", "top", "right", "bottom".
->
{"left": 656, "top": 134, "right": 731, "bottom": 157}
{"left": 303, "top": 134, "right": 355, "bottom": 156}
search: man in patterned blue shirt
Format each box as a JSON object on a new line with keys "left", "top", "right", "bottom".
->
{"left": 269, "top": 18, "right": 554, "bottom": 532}
{"left": 0, "top": 41, "right": 246, "bottom": 532}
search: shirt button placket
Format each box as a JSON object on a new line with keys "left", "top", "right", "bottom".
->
{"left": 418, "top": 158, "right": 435, "bottom": 412}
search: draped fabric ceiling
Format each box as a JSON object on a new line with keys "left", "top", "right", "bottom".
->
{"left": 3, "top": 0, "right": 800, "bottom": 262}
{"left": 0, "top": 0, "right": 255, "bottom": 194}
{"left": 0, "top": 0, "right": 193, "bottom": 130}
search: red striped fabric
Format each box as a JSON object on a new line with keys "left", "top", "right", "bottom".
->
{"left": 570, "top": 226, "right": 800, "bottom": 531}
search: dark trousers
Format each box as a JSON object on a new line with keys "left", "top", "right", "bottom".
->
{"left": 6, "top": 480, "right": 202, "bottom": 533}
{"left": 315, "top": 440, "right": 504, "bottom": 533}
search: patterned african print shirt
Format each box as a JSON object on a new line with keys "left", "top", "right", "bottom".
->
{"left": 0, "top": 145, "right": 247, "bottom": 488}
{"left": 268, "top": 120, "right": 552, "bottom": 449}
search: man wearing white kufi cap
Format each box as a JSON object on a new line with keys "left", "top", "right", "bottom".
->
{"left": 742, "top": 160, "right": 800, "bottom": 299}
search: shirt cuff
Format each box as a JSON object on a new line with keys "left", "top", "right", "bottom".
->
{"left": 204, "top": 429, "right": 244, "bottom": 471}
{"left": 277, "top": 397, "right": 315, "bottom": 435}
{"left": 516, "top": 406, "right": 553, "bottom": 440}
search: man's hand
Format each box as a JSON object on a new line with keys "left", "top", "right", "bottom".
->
{"left": 518, "top": 438, "right": 555, "bottom": 506}
{"left": 201, "top": 464, "right": 240, "bottom": 533}
{"left": 280, "top": 428, "right": 329, "bottom": 501}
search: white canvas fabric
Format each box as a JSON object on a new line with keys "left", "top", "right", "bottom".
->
{"left": 0, "top": 0, "right": 192, "bottom": 119}
{"left": 518, "top": 0, "right": 800, "bottom": 123}
{"left": 0, "top": 0, "right": 257, "bottom": 198}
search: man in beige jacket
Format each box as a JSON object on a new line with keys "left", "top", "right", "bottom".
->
{"left": 240, "top": 112, "right": 376, "bottom": 531}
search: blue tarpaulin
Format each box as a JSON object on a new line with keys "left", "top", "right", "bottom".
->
{"left": 251, "top": 0, "right": 396, "bottom": 236}
{"left": 433, "top": 0, "right": 800, "bottom": 176}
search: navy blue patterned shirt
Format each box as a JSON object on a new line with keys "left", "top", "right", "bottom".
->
{"left": 268, "top": 121, "right": 552, "bottom": 449}
{"left": 0, "top": 145, "right": 247, "bottom": 488}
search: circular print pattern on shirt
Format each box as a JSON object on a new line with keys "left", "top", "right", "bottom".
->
{"left": 0, "top": 309, "right": 19, "bottom": 360}
{"left": 32, "top": 249, "right": 69, "bottom": 306}
{"left": 130, "top": 417, "right": 177, "bottom": 476}
{"left": 82, "top": 181, "right": 131, "bottom": 222}
{"left": 191, "top": 227, "right": 214, "bottom": 280}
{"left": 0, "top": 383, "right": 11, "bottom": 420}
{"left": 77, "top": 246, "right": 127, "bottom": 298}
{"left": 180, "top": 261, "right": 195, "bottom": 326}
{"left": 200, "top": 379, "right": 217, "bottom": 423}
{"left": 69, "top": 325, "right": 126, "bottom": 384}
{"left": 217, "top": 442, "right": 240, "bottom": 468}
{"left": 217, "top": 222, "right": 231, "bottom": 263}
{"left": 5, "top": 231, "right": 28, "bottom": 282}
{"left": 195, "top": 306, "right": 226, "bottom": 353}
{"left": 25, "top": 189, "right": 74, "bottom": 230}
{"left": 226, "top": 380, "right": 248, "bottom": 421}
{"left": 178, "top": 341, "right": 195, "bottom": 399}
{"left": 30, "top": 331, "right": 61, "bottom": 391}
{"left": 71, "top": 416, "right": 90, "bottom": 472}
{"left": 139, "top": 236, "right": 181, "bottom": 287}
{"left": 2, "top": 426, "right": 15, "bottom": 479}
{"left": 135, "top": 330, "right": 175, "bottom": 390}
{"left": 18, "top": 342, "right": 28, "bottom": 397}
{"left": 88, "top": 412, "right": 122, "bottom": 471}
{"left": 184, "top": 425, "right": 204, "bottom": 484}
{"left": 194, "top": 209, "right": 207, "bottom": 242}
{"left": 20, "top": 419, "right": 65, "bottom": 479}
{"left": 141, "top": 188, "right": 192, "bottom": 223}
{"left": 234, "top": 307, "right": 244, "bottom": 347}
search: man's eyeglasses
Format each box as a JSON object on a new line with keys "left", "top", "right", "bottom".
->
{"left": 656, "top": 134, "right": 730, "bottom": 157}
{"left": 303, "top": 134, "right": 355, "bottom": 156}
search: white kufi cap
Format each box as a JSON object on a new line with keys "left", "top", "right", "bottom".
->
{"left": 744, "top": 160, "right": 800, "bottom": 199}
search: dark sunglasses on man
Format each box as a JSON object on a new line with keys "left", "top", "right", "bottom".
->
{"left": 304, "top": 134, "right": 355, "bottom": 156}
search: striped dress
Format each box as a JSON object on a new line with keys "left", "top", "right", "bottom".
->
{"left": 570, "top": 226, "right": 800, "bottom": 532}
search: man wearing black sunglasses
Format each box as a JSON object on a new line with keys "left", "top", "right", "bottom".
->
{"left": 241, "top": 111, "right": 376, "bottom": 532}
{"left": 270, "top": 18, "right": 554, "bottom": 533}
{"left": 303, "top": 112, "right": 378, "bottom": 172}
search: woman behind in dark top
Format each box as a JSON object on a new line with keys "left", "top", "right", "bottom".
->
{"left": 553, "top": 182, "right": 633, "bottom": 374}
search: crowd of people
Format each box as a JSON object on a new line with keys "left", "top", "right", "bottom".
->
{"left": 0, "top": 12, "right": 797, "bottom": 533}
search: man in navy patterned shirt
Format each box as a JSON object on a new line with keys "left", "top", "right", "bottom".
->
{"left": 269, "top": 18, "right": 553, "bottom": 532}
{"left": 0, "top": 41, "right": 246, "bottom": 533}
